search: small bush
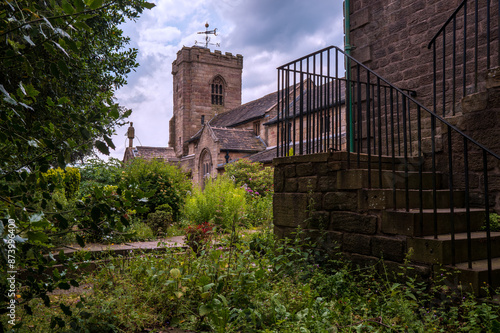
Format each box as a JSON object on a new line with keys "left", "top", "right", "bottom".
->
{"left": 120, "top": 158, "right": 191, "bottom": 220}
{"left": 38, "top": 166, "right": 81, "bottom": 199}
{"left": 224, "top": 159, "right": 274, "bottom": 197}
{"left": 78, "top": 158, "right": 123, "bottom": 197}
{"left": 127, "top": 219, "right": 154, "bottom": 240}
{"left": 156, "top": 203, "right": 173, "bottom": 216}
{"left": 246, "top": 194, "right": 273, "bottom": 227}
{"left": 484, "top": 213, "right": 500, "bottom": 231}
{"left": 185, "top": 221, "right": 214, "bottom": 253}
{"left": 146, "top": 210, "right": 172, "bottom": 236}
{"left": 183, "top": 175, "right": 247, "bottom": 231}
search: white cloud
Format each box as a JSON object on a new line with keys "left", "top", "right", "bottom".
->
{"left": 106, "top": 0, "right": 344, "bottom": 160}
{"left": 138, "top": 26, "right": 182, "bottom": 56}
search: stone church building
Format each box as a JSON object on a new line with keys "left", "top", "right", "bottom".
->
{"left": 123, "top": 46, "right": 280, "bottom": 183}
{"left": 124, "top": 45, "right": 346, "bottom": 184}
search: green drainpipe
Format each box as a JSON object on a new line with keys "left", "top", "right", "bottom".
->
{"left": 344, "top": 0, "right": 354, "bottom": 152}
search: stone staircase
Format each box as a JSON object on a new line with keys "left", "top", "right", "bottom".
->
{"left": 346, "top": 155, "right": 500, "bottom": 296}
{"left": 274, "top": 41, "right": 500, "bottom": 295}
{"left": 273, "top": 151, "right": 500, "bottom": 296}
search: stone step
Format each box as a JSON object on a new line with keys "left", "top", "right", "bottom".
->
{"left": 359, "top": 188, "right": 465, "bottom": 211}
{"left": 382, "top": 208, "right": 485, "bottom": 236}
{"left": 407, "top": 231, "right": 500, "bottom": 265}
{"left": 337, "top": 169, "right": 444, "bottom": 190}
{"left": 441, "top": 257, "right": 500, "bottom": 296}
{"left": 329, "top": 151, "right": 422, "bottom": 171}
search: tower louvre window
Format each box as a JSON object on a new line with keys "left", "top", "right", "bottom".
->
{"left": 211, "top": 76, "right": 224, "bottom": 106}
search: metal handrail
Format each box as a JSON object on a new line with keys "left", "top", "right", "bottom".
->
{"left": 427, "top": 0, "right": 499, "bottom": 116}
{"left": 276, "top": 44, "right": 498, "bottom": 292}
{"left": 279, "top": 45, "right": 500, "bottom": 160}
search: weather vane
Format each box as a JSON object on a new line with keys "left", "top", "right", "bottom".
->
{"left": 195, "top": 22, "right": 220, "bottom": 48}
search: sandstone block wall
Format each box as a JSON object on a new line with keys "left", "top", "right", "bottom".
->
{"left": 273, "top": 152, "right": 415, "bottom": 268}
{"left": 349, "top": 0, "right": 498, "bottom": 110}
{"left": 171, "top": 47, "right": 243, "bottom": 157}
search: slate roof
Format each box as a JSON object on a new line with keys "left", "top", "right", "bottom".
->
{"left": 211, "top": 127, "right": 266, "bottom": 152}
{"left": 246, "top": 147, "right": 277, "bottom": 164}
{"left": 210, "top": 91, "right": 277, "bottom": 128}
{"left": 124, "top": 146, "right": 176, "bottom": 161}
{"left": 265, "top": 80, "right": 346, "bottom": 125}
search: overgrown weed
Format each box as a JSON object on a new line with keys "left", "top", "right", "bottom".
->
{"left": 8, "top": 228, "right": 500, "bottom": 332}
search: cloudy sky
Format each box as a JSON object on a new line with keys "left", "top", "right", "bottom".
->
{"left": 109, "top": 0, "right": 345, "bottom": 160}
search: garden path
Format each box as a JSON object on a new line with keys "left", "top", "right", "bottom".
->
{"left": 54, "top": 236, "right": 186, "bottom": 258}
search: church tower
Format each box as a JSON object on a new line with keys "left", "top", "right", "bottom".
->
{"left": 169, "top": 46, "right": 243, "bottom": 157}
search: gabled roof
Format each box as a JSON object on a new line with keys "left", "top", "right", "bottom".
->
{"left": 210, "top": 91, "right": 277, "bottom": 128}
{"left": 124, "top": 146, "right": 176, "bottom": 161}
{"left": 265, "top": 79, "right": 346, "bottom": 125}
{"left": 247, "top": 147, "right": 277, "bottom": 164}
{"left": 211, "top": 127, "right": 266, "bottom": 153}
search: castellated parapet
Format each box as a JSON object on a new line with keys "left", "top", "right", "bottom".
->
{"left": 172, "top": 47, "right": 243, "bottom": 71}
{"left": 170, "top": 46, "right": 243, "bottom": 157}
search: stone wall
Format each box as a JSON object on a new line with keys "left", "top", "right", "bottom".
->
{"left": 171, "top": 47, "right": 243, "bottom": 157}
{"left": 348, "top": 0, "right": 500, "bottom": 211}
{"left": 349, "top": 0, "right": 498, "bottom": 109}
{"left": 438, "top": 69, "right": 500, "bottom": 211}
{"left": 273, "top": 152, "right": 424, "bottom": 269}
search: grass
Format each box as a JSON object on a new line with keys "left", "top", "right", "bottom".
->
{"left": 6, "top": 226, "right": 500, "bottom": 333}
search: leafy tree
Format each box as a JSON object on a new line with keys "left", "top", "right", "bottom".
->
{"left": 0, "top": 0, "right": 154, "bottom": 330}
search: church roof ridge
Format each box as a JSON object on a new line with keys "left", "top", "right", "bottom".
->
{"left": 210, "top": 126, "right": 253, "bottom": 132}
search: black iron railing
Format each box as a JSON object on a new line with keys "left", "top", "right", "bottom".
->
{"left": 428, "top": 0, "right": 499, "bottom": 116}
{"left": 276, "top": 45, "right": 499, "bottom": 292}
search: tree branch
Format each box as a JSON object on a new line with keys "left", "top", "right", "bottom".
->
{"left": 0, "top": 2, "right": 115, "bottom": 38}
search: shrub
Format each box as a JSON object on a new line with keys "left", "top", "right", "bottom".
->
{"left": 78, "top": 158, "right": 123, "bottom": 197}
{"left": 156, "top": 203, "right": 173, "bottom": 216}
{"left": 38, "top": 166, "right": 81, "bottom": 199}
{"left": 484, "top": 213, "right": 500, "bottom": 231}
{"left": 246, "top": 194, "right": 273, "bottom": 227}
{"left": 146, "top": 210, "right": 172, "bottom": 236}
{"left": 120, "top": 158, "right": 192, "bottom": 220}
{"left": 183, "top": 175, "right": 247, "bottom": 231}
{"left": 224, "top": 159, "right": 274, "bottom": 197}
{"left": 127, "top": 219, "right": 154, "bottom": 241}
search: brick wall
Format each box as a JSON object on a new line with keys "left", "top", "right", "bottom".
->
{"left": 349, "top": 0, "right": 499, "bottom": 145}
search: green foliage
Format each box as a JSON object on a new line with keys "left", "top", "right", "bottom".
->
{"left": 10, "top": 228, "right": 500, "bottom": 332}
{"left": 0, "top": 0, "right": 154, "bottom": 167}
{"left": 156, "top": 203, "right": 174, "bottom": 215}
{"left": 0, "top": 1, "right": 155, "bottom": 330}
{"left": 63, "top": 167, "right": 81, "bottom": 198}
{"left": 145, "top": 203, "right": 174, "bottom": 236}
{"left": 183, "top": 175, "right": 247, "bottom": 230}
{"left": 127, "top": 219, "right": 154, "bottom": 240}
{"left": 39, "top": 167, "right": 81, "bottom": 199}
{"left": 246, "top": 194, "right": 273, "bottom": 227}
{"left": 120, "top": 159, "right": 191, "bottom": 220}
{"left": 78, "top": 158, "right": 123, "bottom": 196}
{"left": 224, "top": 159, "right": 274, "bottom": 197}
{"left": 484, "top": 213, "right": 500, "bottom": 232}
{"left": 146, "top": 210, "right": 172, "bottom": 237}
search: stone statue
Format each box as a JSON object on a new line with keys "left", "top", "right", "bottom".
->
{"left": 127, "top": 122, "right": 135, "bottom": 147}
